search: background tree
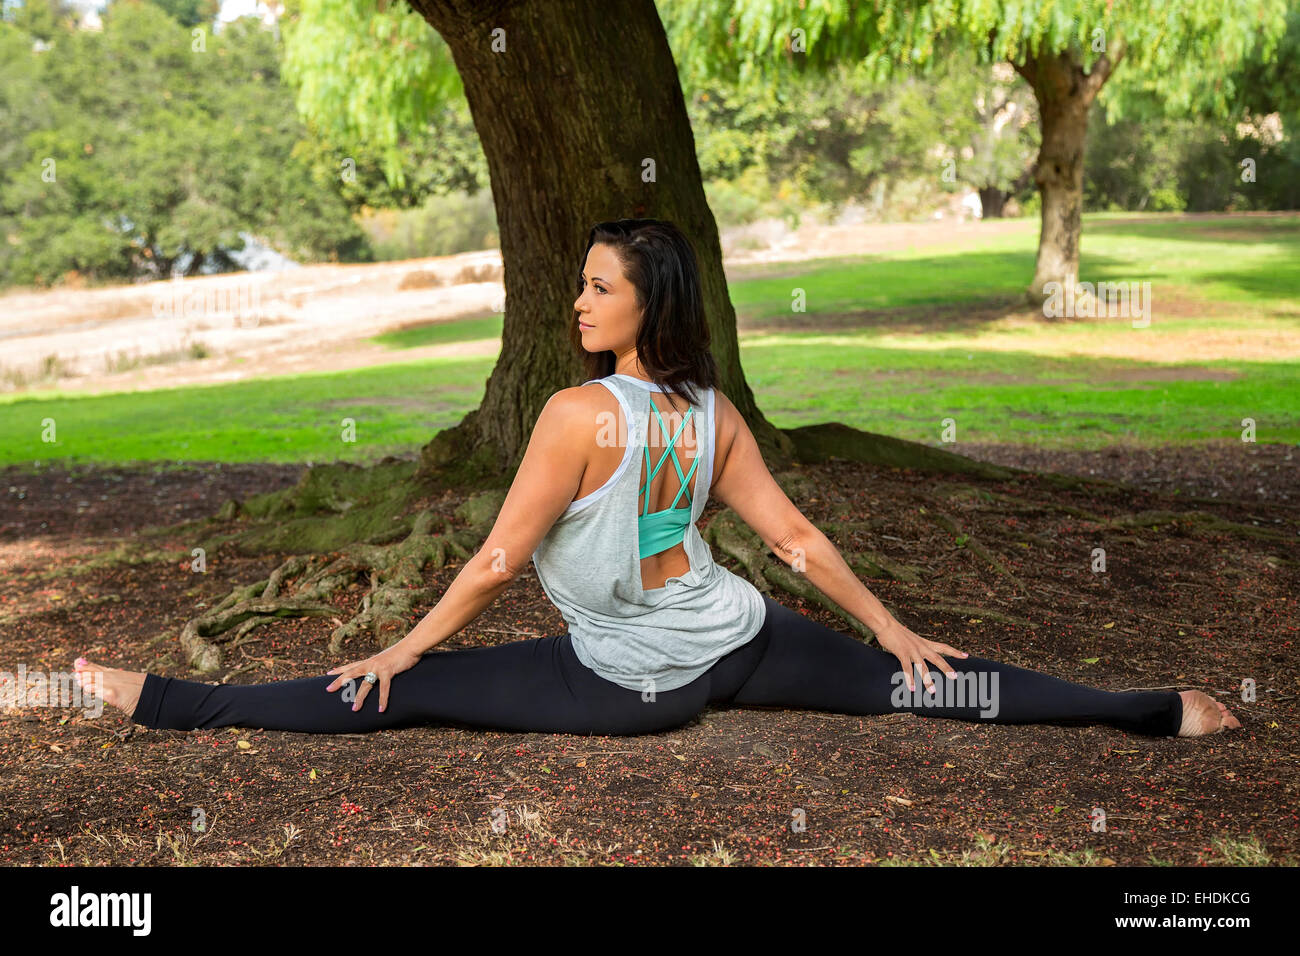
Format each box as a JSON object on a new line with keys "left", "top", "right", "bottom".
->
{"left": 0, "top": 0, "right": 365, "bottom": 286}
{"left": 658, "top": 0, "right": 1290, "bottom": 301}
{"left": 144, "top": 0, "right": 220, "bottom": 29}
{"left": 2, "top": 0, "right": 77, "bottom": 42}
{"left": 687, "top": 49, "right": 1039, "bottom": 223}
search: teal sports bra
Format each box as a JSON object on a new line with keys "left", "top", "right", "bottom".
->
{"left": 638, "top": 399, "right": 699, "bottom": 560}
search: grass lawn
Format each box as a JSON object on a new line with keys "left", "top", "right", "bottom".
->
{"left": 2, "top": 213, "right": 1296, "bottom": 469}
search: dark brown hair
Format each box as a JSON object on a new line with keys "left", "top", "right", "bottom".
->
{"left": 570, "top": 219, "right": 719, "bottom": 408}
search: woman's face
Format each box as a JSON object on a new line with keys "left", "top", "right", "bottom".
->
{"left": 574, "top": 242, "right": 641, "bottom": 355}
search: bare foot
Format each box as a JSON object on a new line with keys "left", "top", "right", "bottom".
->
{"left": 1177, "top": 690, "right": 1242, "bottom": 737}
{"left": 73, "top": 657, "right": 145, "bottom": 719}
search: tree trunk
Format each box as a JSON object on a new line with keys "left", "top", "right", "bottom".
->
{"left": 977, "top": 186, "right": 1006, "bottom": 218}
{"left": 404, "top": 0, "right": 794, "bottom": 483}
{"left": 1013, "top": 44, "right": 1123, "bottom": 305}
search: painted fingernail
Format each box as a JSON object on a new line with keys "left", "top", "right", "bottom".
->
{"left": 75, "top": 657, "right": 87, "bottom": 668}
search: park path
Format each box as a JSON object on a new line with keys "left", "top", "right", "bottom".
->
{"left": 2, "top": 215, "right": 1039, "bottom": 397}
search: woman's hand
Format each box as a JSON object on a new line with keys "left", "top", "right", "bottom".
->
{"left": 324, "top": 641, "right": 423, "bottom": 714}
{"left": 874, "top": 619, "right": 969, "bottom": 694}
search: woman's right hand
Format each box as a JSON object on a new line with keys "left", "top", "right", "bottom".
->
{"left": 324, "top": 641, "right": 424, "bottom": 714}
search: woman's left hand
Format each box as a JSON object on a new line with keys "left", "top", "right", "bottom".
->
{"left": 874, "top": 618, "right": 969, "bottom": 695}
{"left": 324, "top": 642, "right": 423, "bottom": 714}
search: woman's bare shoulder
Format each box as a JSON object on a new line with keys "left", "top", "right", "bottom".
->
{"left": 534, "top": 382, "right": 621, "bottom": 440}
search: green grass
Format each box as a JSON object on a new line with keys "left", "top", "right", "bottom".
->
{"left": 1, "top": 357, "right": 496, "bottom": 468}
{"left": 728, "top": 214, "right": 1300, "bottom": 321}
{"left": 2, "top": 212, "right": 1296, "bottom": 469}
{"left": 368, "top": 313, "right": 502, "bottom": 349}
{"left": 728, "top": 244, "right": 1036, "bottom": 319}
{"left": 739, "top": 342, "right": 1299, "bottom": 448}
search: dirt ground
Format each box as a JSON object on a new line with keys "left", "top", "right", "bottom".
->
{"left": 1, "top": 213, "right": 1295, "bottom": 866}
{"left": 0, "top": 438, "right": 1295, "bottom": 866}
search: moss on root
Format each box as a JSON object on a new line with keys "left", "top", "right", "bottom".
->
{"left": 783, "top": 421, "right": 1019, "bottom": 479}
{"left": 179, "top": 485, "right": 509, "bottom": 673}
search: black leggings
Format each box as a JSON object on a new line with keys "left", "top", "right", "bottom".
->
{"left": 131, "top": 595, "right": 1183, "bottom": 737}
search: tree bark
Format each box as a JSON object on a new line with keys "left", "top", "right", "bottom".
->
{"left": 1013, "top": 43, "right": 1123, "bottom": 304}
{"left": 404, "top": 0, "right": 794, "bottom": 482}
{"left": 977, "top": 186, "right": 1006, "bottom": 218}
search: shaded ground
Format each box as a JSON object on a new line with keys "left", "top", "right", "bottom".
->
{"left": 0, "top": 437, "right": 1295, "bottom": 866}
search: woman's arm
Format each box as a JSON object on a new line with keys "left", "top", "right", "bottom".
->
{"left": 393, "top": 388, "right": 594, "bottom": 655}
{"left": 709, "top": 391, "right": 899, "bottom": 635}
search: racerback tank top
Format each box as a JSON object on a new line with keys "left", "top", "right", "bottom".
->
{"left": 530, "top": 373, "right": 767, "bottom": 694}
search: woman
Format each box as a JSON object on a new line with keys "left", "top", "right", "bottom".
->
{"left": 75, "top": 219, "right": 1239, "bottom": 739}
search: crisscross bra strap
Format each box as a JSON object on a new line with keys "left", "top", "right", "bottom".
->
{"left": 639, "top": 400, "right": 698, "bottom": 516}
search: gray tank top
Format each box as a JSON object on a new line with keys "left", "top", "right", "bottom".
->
{"left": 531, "top": 373, "right": 767, "bottom": 694}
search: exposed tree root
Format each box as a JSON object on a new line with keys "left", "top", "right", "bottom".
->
{"left": 783, "top": 421, "right": 1020, "bottom": 479}
{"left": 703, "top": 507, "right": 922, "bottom": 641}
{"left": 908, "top": 603, "right": 1038, "bottom": 629}
{"left": 922, "top": 510, "right": 1028, "bottom": 596}
{"left": 178, "top": 489, "right": 506, "bottom": 673}
{"left": 811, "top": 522, "right": 925, "bottom": 583}
{"left": 700, "top": 509, "right": 771, "bottom": 583}
{"left": 1092, "top": 509, "right": 1292, "bottom": 542}
{"left": 937, "top": 483, "right": 1107, "bottom": 522}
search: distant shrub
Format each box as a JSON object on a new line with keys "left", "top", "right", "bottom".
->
{"left": 360, "top": 189, "right": 500, "bottom": 261}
